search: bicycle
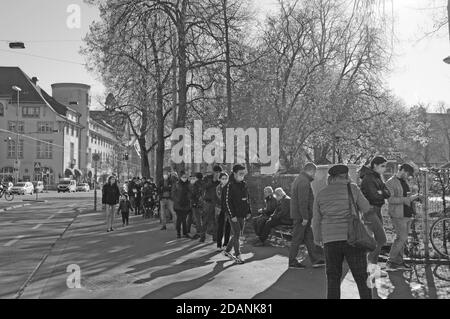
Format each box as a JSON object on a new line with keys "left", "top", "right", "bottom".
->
{"left": 0, "top": 184, "right": 14, "bottom": 201}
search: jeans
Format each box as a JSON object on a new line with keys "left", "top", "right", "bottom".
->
{"left": 176, "top": 209, "right": 189, "bottom": 235}
{"left": 288, "top": 219, "right": 324, "bottom": 264}
{"left": 226, "top": 216, "right": 244, "bottom": 256}
{"left": 160, "top": 198, "right": 177, "bottom": 226}
{"left": 193, "top": 207, "right": 206, "bottom": 236}
{"left": 105, "top": 204, "right": 116, "bottom": 229}
{"left": 388, "top": 217, "right": 411, "bottom": 264}
{"left": 260, "top": 217, "right": 292, "bottom": 242}
{"left": 365, "top": 206, "right": 387, "bottom": 264}
{"left": 217, "top": 208, "right": 231, "bottom": 248}
{"left": 324, "top": 241, "right": 372, "bottom": 299}
{"left": 204, "top": 201, "right": 217, "bottom": 241}
{"left": 186, "top": 210, "right": 193, "bottom": 233}
{"left": 121, "top": 212, "right": 129, "bottom": 225}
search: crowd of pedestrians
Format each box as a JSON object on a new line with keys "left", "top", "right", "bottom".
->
{"left": 100, "top": 156, "right": 421, "bottom": 299}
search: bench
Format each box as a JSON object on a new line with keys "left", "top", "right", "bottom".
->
{"left": 271, "top": 225, "right": 294, "bottom": 241}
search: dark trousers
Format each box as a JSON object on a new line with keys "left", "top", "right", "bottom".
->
{"left": 204, "top": 201, "right": 217, "bottom": 241}
{"left": 288, "top": 219, "right": 324, "bottom": 264}
{"left": 176, "top": 210, "right": 189, "bottom": 235}
{"left": 193, "top": 207, "right": 206, "bottom": 236}
{"left": 186, "top": 210, "right": 193, "bottom": 233}
{"left": 324, "top": 241, "right": 372, "bottom": 299}
{"left": 365, "top": 206, "right": 387, "bottom": 264}
{"left": 217, "top": 209, "right": 231, "bottom": 248}
{"left": 253, "top": 215, "right": 269, "bottom": 237}
{"left": 225, "top": 216, "right": 244, "bottom": 256}
{"left": 260, "top": 217, "right": 292, "bottom": 242}
{"left": 121, "top": 212, "right": 129, "bottom": 225}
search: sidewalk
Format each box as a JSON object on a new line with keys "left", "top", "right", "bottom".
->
{"left": 20, "top": 210, "right": 449, "bottom": 299}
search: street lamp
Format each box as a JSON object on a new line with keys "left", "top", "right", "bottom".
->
{"left": 12, "top": 86, "right": 21, "bottom": 183}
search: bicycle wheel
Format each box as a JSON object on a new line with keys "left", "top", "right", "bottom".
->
{"left": 430, "top": 217, "right": 450, "bottom": 259}
{"left": 5, "top": 192, "right": 14, "bottom": 201}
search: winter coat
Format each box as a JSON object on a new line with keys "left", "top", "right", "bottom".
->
{"left": 271, "top": 195, "right": 292, "bottom": 224}
{"left": 385, "top": 176, "right": 414, "bottom": 219}
{"left": 158, "top": 178, "right": 173, "bottom": 199}
{"left": 312, "top": 180, "right": 371, "bottom": 244}
{"left": 172, "top": 180, "right": 192, "bottom": 212}
{"left": 102, "top": 183, "right": 121, "bottom": 206}
{"left": 203, "top": 174, "right": 220, "bottom": 204}
{"left": 223, "top": 175, "right": 251, "bottom": 218}
{"left": 118, "top": 199, "right": 133, "bottom": 214}
{"left": 191, "top": 180, "right": 204, "bottom": 208}
{"left": 360, "top": 168, "right": 391, "bottom": 207}
{"left": 261, "top": 195, "right": 278, "bottom": 217}
{"left": 290, "top": 172, "right": 314, "bottom": 221}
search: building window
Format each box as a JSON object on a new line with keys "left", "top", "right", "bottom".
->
{"left": 76, "top": 128, "right": 79, "bottom": 137}
{"left": 37, "top": 140, "right": 53, "bottom": 159}
{"left": 22, "top": 106, "right": 40, "bottom": 118}
{"left": 0, "top": 102, "right": 4, "bottom": 116}
{"left": 7, "top": 139, "right": 24, "bottom": 159}
{"left": 8, "top": 121, "right": 24, "bottom": 133}
{"left": 71, "top": 125, "right": 74, "bottom": 136}
{"left": 37, "top": 122, "right": 54, "bottom": 133}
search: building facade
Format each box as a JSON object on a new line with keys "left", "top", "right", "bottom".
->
{"left": 0, "top": 66, "right": 138, "bottom": 187}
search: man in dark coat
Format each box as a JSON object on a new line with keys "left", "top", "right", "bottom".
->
{"left": 252, "top": 186, "right": 278, "bottom": 237}
{"left": 202, "top": 165, "right": 222, "bottom": 241}
{"left": 288, "top": 163, "right": 325, "bottom": 268}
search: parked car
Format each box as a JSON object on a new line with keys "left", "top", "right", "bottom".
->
{"left": 57, "top": 179, "right": 77, "bottom": 193}
{"left": 76, "top": 183, "right": 90, "bottom": 192}
{"left": 32, "top": 181, "right": 44, "bottom": 193}
{"left": 10, "top": 182, "right": 34, "bottom": 195}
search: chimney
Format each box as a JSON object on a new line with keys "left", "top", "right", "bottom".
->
{"left": 31, "top": 77, "right": 38, "bottom": 85}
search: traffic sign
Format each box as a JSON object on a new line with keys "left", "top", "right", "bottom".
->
{"left": 34, "top": 162, "right": 41, "bottom": 169}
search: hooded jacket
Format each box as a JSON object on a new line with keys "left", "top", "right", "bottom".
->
{"left": 223, "top": 174, "right": 251, "bottom": 218}
{"left": 360, "top": 168, "right": 391, "bottom": 207}
{"left": 171, "top": 179, "right": 192, "bottom": 211}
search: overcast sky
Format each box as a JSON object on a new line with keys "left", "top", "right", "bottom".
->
{"left": 0, "top": 0, "right": 449, "bottom": 110}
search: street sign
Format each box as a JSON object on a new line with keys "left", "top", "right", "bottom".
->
{"left": 34, "top": 162, "right": 41, "bottom": 169}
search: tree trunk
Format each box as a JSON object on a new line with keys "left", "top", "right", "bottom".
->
{"left": 223, "top": 0, "right": 233, "bottom": 125}
{"left": 139, "top": 136, "right": 150, "bottom": 178}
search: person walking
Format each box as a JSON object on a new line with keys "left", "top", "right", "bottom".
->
{"left": 223, "top": 164, "right": 252, "bottom": 264}
{"left": 360, "top": 156, "right": 391, "bottom": 274}
{"left": 172, "top": 171, "right": 192, "bottom": 239}
{"left": 254, "top": 188, "right": 293, "bottom": 246}
{"left": 216, "top": 172, "right": 231, "bottom": 251}
{"left": 288, "top": 163, "right": 325, "bottom": 268}
{"left": 158, "top": 168, "right": 177, "bottom": 230}
{"left": 128, "top": 177, "right": 138, "bottom": 214}
{"left": 312, "top": 164, "right": 372, "bottom": 299}
{"left": 102, "top": 175, "right": 121, "bottom": 232}
{"left": 118, "top": 194, "right": 133, "bottom": 227}
{"left": 385, "top": 164, "right": 421, "bottom": 271}
{"left": 202, "top": 165, "right": 223, "bottom": 242}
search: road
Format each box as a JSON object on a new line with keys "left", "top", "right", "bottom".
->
{"left": 0, "top": 191, "right": 449, "bottom": 299}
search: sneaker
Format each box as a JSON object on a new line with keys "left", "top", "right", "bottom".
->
{"left": 223, "top": 251, "right": 234, "bottom": 259}
{"left": 234, "top": 255, "right": 245, "bottom": 264}
{"left": 289, "top": 261, "right": 306, "bottom": 269}
{"left": 199, "top": 237, "right": 205, "bottom": 243}
{"left": 106, "top": 229, "right": 110, "bottom": 233}
{"left": 312, "top": 260, "right": 326, "bottom": 268}
{"left": 110, "top": 228, "right": 114, "bottom": 232}
{"left": 160, "top": 226, "right": 167, "bottom": 230}
{"left": 217, "top": 246, "right": 224, "bottom": 252}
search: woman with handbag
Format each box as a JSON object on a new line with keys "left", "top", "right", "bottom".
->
{"left": 312, "top": 165, "right": 372, "bottom": 299}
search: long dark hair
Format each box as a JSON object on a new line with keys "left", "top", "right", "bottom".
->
{"left": 108, "top": 175, "right": 118, "bottom": 185}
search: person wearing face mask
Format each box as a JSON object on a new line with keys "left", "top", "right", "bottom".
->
{"left": 222, "top": 164, "right": 252, "bottom": 264}
{"left": 158, "top": 168, "right": 177, "bottom": 230}
{"left": 216, "top": 172, "right": 231, "bottom": 251}
{"left": 360, "top": 156, "right": 391, "bottom": 273}
{"left": 172, "top": 171, "right": 192, "bottom": 239}
{"left": 102, "top": 175, "right": 121, "bottom": 233}
{"left": 254, "top": 188, "right": 293, "bottom": 247}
